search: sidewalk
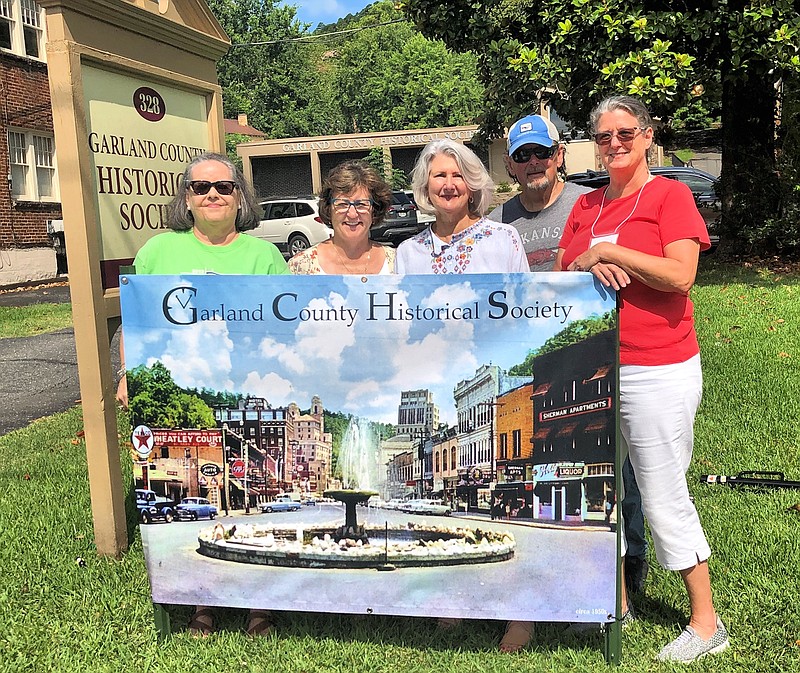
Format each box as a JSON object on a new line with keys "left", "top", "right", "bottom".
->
{"left": 0, "top": 279, "right": 123, "bottom": 436}
{"left": 449, "top": 510, "right": 609, "bottom": 533}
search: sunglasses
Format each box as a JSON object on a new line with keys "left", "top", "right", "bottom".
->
{"left": 187, "top": 180, "right": 238, "bottom": 196}
{"left": 593, "top": 127, "right": 646, "bottom": 146}
{"left": 330, "top": 198, "right": 375, "bottom": 214}
{"left": 510, "top": 144, "right": 558, "bottom": 163}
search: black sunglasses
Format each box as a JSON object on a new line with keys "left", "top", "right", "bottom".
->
{"left": 187, "top": 180, "right": 237, "bottom": 196}
{"left": 510, "top": 144, "right": 558, "bottom": 163}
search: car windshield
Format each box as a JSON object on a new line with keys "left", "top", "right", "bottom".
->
{"left": 392, "top": 191, "right": 412, "bottom": 205}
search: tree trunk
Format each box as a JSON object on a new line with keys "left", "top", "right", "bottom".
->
{"left": 719, "top": 70, "right": 780, "bottom": 253}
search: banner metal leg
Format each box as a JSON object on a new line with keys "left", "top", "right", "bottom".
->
{"left": 153, "top": 603, "right": 171, "bottom": 641}
{"left": 604, "top": 620, "right": 622, "bottom": 665}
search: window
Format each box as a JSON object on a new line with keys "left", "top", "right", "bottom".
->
{"left": 512, "top": 430, "right": 521, "bottom": 458}
{"left": 297, "top": 202, "right": 314, "bottom": 217}
{"left": 8, "top": 130, "right": 58, "bottom": 202}
{"left": 499, "top": 433, "right": 508, "bottom": 460}
{"left": 0, "top": 0, "right": 45, "bottom": 59}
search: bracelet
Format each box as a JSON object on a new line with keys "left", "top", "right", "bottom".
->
{"left": 117, "top": 367, "right": 127, "bottom": 379}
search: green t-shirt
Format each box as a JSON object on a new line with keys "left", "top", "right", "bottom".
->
{"left": 134, "top": 230, "right": 289, "bottom": 275}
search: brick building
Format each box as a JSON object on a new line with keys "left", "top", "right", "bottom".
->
{"left": 495, "top": 381, "right": 535, "bottom": 483}
{"left": 1, "top": 0, "right": 62, "bottom": 286}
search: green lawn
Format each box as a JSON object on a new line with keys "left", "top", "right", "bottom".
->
{"left": 0, "top": 303, "right": 73, "bottom": 338}
{"left": 1, "top": 262, "right": 800, "bottom": 672}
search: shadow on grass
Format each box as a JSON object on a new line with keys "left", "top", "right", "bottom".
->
{"left": 153, "top": 604, "right": 629, "bottom": 658}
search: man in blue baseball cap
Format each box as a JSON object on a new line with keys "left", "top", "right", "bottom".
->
{"left": 488, "top": 113, "right": 589, "bottom": 271}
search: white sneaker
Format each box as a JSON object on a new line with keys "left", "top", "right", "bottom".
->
{"left": 656, "top": 615, "right": 730, "bottom": 662}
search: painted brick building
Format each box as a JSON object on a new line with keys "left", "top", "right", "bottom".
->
{"left": 1, "top": 0, "right": 62, "bottom": 286}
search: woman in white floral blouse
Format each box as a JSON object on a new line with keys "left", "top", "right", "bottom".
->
{"left": 395, "top": 139, "right": 528, "bottom": 275}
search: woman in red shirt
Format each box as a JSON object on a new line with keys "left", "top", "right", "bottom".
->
{"left": 555, "top": 96, "right": 728, "bottom": 663}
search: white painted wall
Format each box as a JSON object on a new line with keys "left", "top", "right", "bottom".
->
{"left": 0, "top": 247, "right": 58, "bottom": 287}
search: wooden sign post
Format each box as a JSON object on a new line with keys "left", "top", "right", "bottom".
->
{"left": 39, "top": 0, "right": 229, "bottom": 556}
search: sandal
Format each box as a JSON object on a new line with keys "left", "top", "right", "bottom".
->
{"left": 187, "top": 606, "right": 215, "bottom": 637}
{"left": 437, "top": 617, "right": 463, "bottom": 630}
{"left": 246, "top": 609, "right": 274, "bottom": 637}
{"left": 499, "top": 620, "right": 534, "bottom": 653}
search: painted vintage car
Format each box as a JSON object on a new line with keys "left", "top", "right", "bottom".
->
{"left": 135, "top": 488, "right": 175, "bottom": 524}
{"left": 175, "top": 497, "right": 218, "bottom": 521}
{"left": 399, "top": 499, "right": 452, "bottom": 516}
{"left": 259, "top": 496, "right": 302, "bottom": 513}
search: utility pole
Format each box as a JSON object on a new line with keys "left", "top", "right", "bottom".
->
{"left": 221, "top": 423, "right": 229, "bottom": 516}
{"left": 243, "top": 437, "right": 250, "bottom": 514}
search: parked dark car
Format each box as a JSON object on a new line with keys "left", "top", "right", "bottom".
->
{"left": 370, "top": 191, "right": 423, "bottom": 245}
{"left": 566, "top": 166, "right": 720, "bottom": 247}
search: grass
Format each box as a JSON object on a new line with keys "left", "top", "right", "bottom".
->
{"left": 0, "top": 303, "right": 73, "bottom": 338}
{"left": 2, "top": 261, "right": 800, "bottom": 671}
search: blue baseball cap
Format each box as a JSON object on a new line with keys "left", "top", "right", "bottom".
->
{"left": 507, "top": 115, "right": 560, "bottom": 155}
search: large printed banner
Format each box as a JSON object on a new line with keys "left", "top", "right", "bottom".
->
{"left": 120, "top": 272, "right": 618, "bottom": 623}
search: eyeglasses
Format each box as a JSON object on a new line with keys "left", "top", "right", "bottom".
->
{"left": 187, "top": 180, "right": 237, "bottom": 196}
{"left": 330, "top": 198, "right": 374, "bottom": 214}
{"left": 510, "top": 144, "right": 558, "bottom": 163}
{"left": 593, "top": 127, "right": 646, "bottom": 146}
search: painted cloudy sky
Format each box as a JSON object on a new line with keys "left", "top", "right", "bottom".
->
{"left": 120, "top": 273, "right": 614, "bottom": 425}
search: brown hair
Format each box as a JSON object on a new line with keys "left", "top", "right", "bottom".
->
{"left": 318, "top": 161, "right": 393, "bottom": 226}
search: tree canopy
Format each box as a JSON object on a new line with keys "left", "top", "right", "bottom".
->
{"left": 208, "top": 0, "right": 483, "bottom": 140}
{"left": 508, "top": 312, "right": 616, "bottom": 376}
{"left": 127, "top": 362, "right": 216, "bottom": 429}
{"left": 208, "top": 0, "right": 347, "bottom": 138}
{"left": 332, "top": 2, "right": 483, "bottom": 133}
{"left": 401, "top": 0, "right": 800, "bottom": 254}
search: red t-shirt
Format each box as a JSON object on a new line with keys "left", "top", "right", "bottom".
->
{"left": 559, "top": 176, "right": 710, "bottom": 366}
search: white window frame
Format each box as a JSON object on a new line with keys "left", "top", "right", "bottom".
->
{"left": 7, "top": 128, "right": 59, "bottom": 203}
{"left": 0, "top": 0, "right": 45, "bottom": 61}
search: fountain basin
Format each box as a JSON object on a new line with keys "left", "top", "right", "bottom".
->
{"left": 197, "top": 522, "right": 516, "bottom": 569}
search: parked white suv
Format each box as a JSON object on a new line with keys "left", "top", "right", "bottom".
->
{"left": 249, "top": 197, "right": 332, "bottom": 257}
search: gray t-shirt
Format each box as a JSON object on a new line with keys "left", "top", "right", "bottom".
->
{"left": 487, "top": 181, "right": 591, "bottom": 271}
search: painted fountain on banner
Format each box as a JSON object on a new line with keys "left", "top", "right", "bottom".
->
{"left": 198, "top": 418, "right": 516, "bottom": 568}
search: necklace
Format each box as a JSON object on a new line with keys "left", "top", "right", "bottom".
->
{"left": 589, "top": 178, "right": 649, "bottom": 240}
{"left": 331, "top": 240, "right": 371, "bottom": 275}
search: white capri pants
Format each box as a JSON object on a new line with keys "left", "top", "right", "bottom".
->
{"left": 619, "top": 354, "right": 711, "bottom": 571}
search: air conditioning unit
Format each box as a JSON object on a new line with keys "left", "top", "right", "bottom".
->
{"left": 46, "top": 219, "right": 64, "bottom": 234}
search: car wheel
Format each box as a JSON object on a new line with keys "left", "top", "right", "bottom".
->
{"left": 209, "top": 511, "right": 216, "bottom": 520}
{"left": 140, "top": 510, "right": 151, "bottom": 524}
{"left": 191, "top": 511, "right": 198, "bottom": 521}
{"left": 164, "top": 510, "right": 174, "bottom": 523}
{"left": 288, "top": 234, "right": 310, "bottom": 256}
{"left": 264, "top": 506, "right": 273, "bottom": 513}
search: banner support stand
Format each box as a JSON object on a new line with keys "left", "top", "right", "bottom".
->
{"left": 604, "top": 301, "right": 623, "bottom": 665}
{"left": 153, "top": 603, "right": 171, "bottom": 641}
